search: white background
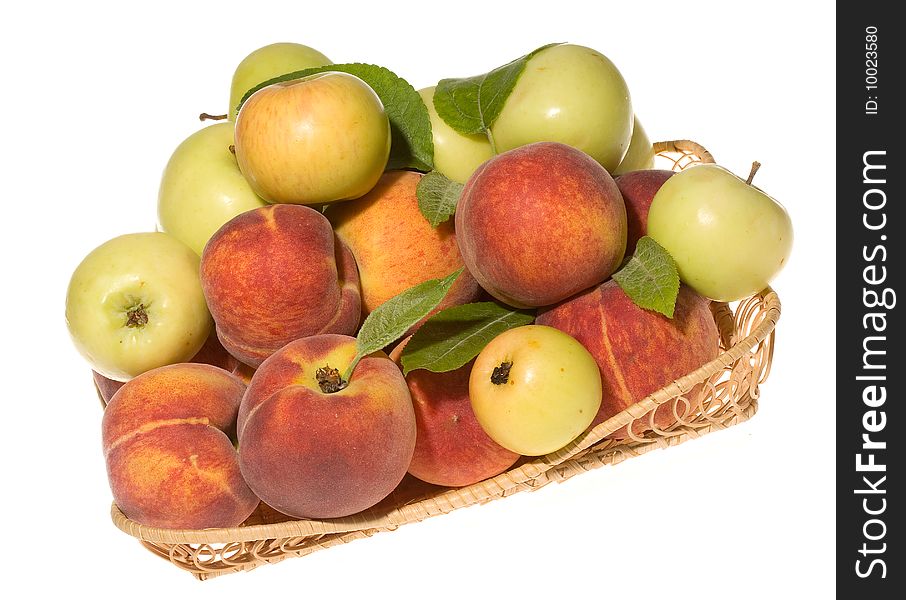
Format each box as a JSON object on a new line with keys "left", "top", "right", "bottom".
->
{"left": 0, "top": 1, "right": 835, "bottom": 597}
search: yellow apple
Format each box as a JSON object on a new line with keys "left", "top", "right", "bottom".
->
{"left": 647, "top": 163, "right": 794, "bottom": 301}
{"left": 157, "top": 122, "right": 267, "bottom": 255}
{"left": 234, "top": 71, "right": 391, "bottom": 205}
{"left": 228, "top": 42, "right": 331, "bottom": 121}
{"left": 65, "top": 232, "right": 213, "bottom": 381}
{"left": 490, "top": 44, "right": 633, "bottom": 172}
{"left": 470, "top": 325, "right": 602, "bottom": 456}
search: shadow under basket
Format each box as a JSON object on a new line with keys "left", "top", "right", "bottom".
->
{"left": 107, "top": 140, "right": 782, "bottom": 579}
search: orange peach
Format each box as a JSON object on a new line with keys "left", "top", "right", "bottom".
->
{"left": 328, "top": 171, "right": 480, "bottom": 324}
{"left": 614, "top": 169, "right": 674, "bottom": 254}
{"left": 238, "top": 334, "right": 416, "bottom": 519}
{"left": 536, "top": 281, "right": 719, "bottom": 437}
{"left": 456, "top": 142, "right": 626, "bottom": 308}
{"left": 200, "top": 204, "right": 360, "bottom": 367}
{"left": 101, "top": 363, "right": 258, "bottom": 529}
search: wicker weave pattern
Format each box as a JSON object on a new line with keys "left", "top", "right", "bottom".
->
{"left": 107, "top": 140, "right": 781, "bottom": 579}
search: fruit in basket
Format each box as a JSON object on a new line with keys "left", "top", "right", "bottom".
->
{"left": 536, "top": 280, "right": 719, "bottom": 437}
{"left": 456, "top": 142, "right": 626, "bottom": 308}
{"left": 328, "top": 171, "right": 481, "bottom": 323}
{"left": 470, "top": 325, "right": 602, "bottom": 456}
{"left": 92, "top": 331, "right": 253, "bottom": 404}
{"left": 65, "top": 232, "right": 212, "bottom": 381}
{"left": 615, "top": 169, "right": 674, "bottom": 254}
{"left": 612, "top": 115, "right": 655, "bottom": 175}
{"left": 398, "top": 353, "right": 520, "bottom": 487}
{"left": 228, "top": 42, "right": 332, "bottom": 121}
{"left": 157, "top": 122, "right": 267, "bottom": 255}
{"left": 237, "top": 334, "right": 416, "bottom": 519}
{"left": 102, "top": 363, "right": 259, "bottom": 529}
{"left": 490, "top": 44, "right": 633, "bottom": 172}
{"left": 418, "top": 86, "right": 494, "bottom": 183}
{"left": 234, "top": 71, "right": 391, "bottom": 205}
{"left": 200, "top": 204, "right": 360, "bottom": 367}
{"left": 647, "top": 163, "right": 794, "bottom": 302}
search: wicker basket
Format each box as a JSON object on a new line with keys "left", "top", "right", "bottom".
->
{"left": 105, "top": 139, "right": 781, "bottom": 579}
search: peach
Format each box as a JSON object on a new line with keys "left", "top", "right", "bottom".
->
{"left": 403, "top": 358, "right": 520, "bottom": 487}
{"left": 536, "top": 280, "right": 719, "bottom": 437}
{"left": 200, "top": 204, "right": 361, "bottom": 367}
{"left": 327, "top": 171, "right": 480, "bottom": 323}
{"left": 238, "top": 334, "right": 416, "bottom": 519}
{"left": 92, "top": 331, "right": 252, "bottom": 405}
{"left": 101, "top": 363, "right": 258, "bottom": 529}
{"left": 614, "top": 169, "right": 674, "bottom": 254}
{"left": 456, "top": 142, "right": 627, "bottom": 308}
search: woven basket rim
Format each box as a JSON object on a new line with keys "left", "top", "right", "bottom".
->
{"left": 110, "top": 285, "right": 781, "bottom": 545}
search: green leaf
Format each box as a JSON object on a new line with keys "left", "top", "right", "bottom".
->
{"left": 612, "top": 237, "right": 681, "bottom": 318}
{"left": 237, "top": 63, "right": 433, "bottom": 171}
{"left": 355, "top": 268, "right": 464, "bottom": 358}
{"left": 400, "top": 302, "right": 534, "bottom": 375}
{"left": 433, "top": 43, "right": 560, "bottom": 137}
{"left": 416, "top": 171, "right": 464, "bottom": 227}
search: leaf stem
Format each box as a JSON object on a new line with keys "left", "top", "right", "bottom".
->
{"left": 485, "top": 127, "right": 499, "bottom": 155}
{"left": 341, "top": 353, "right": 364, "bottom": 386}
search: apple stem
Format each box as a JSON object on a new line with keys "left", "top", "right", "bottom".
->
{"left": 199, "top": 112, "right": 228, "bottom": 122}
{"left": 229, "top": 145, "right": 236, "bottom": 155}
{"left": 485, "top": 128, "right": 499, "bottom": 155}
{"left": 746, "top": 161, "right": 762, "bottom": 185}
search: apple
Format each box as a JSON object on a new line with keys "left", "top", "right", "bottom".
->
{"left": 470, "top": 325, "right": 602, "bottom": 456}
{"left": 613, "top": 116, "right": 655, "bottom": 175}
{"left": 65, "top": 232, "right": 212, "bottom": 381}
{"left": 234, "top": 71, "right": 391, "bottom": 205}
{"left": 228, "top": 42, "right": 331, "bottom": 121}
{"left": 491, "top": 44, "right": 633, "bottom": 172}
{"left": 647, "top": 163, "right": 794, "bottom": 301}
{"left": 418, "top": 86, "right": 494, "bottom": 184}
{"left": 157, "top": 122, "right": 267, "bottom": 255}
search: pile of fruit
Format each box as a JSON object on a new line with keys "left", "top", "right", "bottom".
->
{"left": 65, "top": 42, "right": 793, "bottom": 531}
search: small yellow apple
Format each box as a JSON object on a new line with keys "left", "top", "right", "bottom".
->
{"left": 470, "top": 325, "right": 602, "bottom": 456}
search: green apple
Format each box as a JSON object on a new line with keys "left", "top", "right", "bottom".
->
{"left": 613, "top": 115, "right": 655, "bottom": 175}
{"left": 491, "top": 44, "right": 633, "bottom": 172}
{"left": 234, "top": 71, "right": 391, "bottom": 205}
{"left": 647, "top": 164, "right": 794, "bottom": 301}
{"left": 228, "top": 42, "right": 331, "bottom": 121}
{"left": 158, "top": 122, "right": 267, "bottom": 255}
{"left": 65, "top": 232, "right": 213, "bottom": 381}
{"left": 470, "top": 325, "right": 602, "bottom": 456}
{"left": 418, "top": 86, "right": 493, "bottom": 184}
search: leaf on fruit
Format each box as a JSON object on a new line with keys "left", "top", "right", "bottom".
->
{"left": 400, "top": 302, "right": 534, "bottom": 375}
{"left": 433, "top": 43, "right": 561, "bottom": 137}
{"left": 416, "top": 171, "right": 464, "bottom": 227}
{"left": 356, "top": 268, "right": 464, "bottom": 358}
{"left": 612, "top": 237, "right": 681, "bottom": 318}
{"left": 237, "top": 63, "right": 434, "bottom": 171}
